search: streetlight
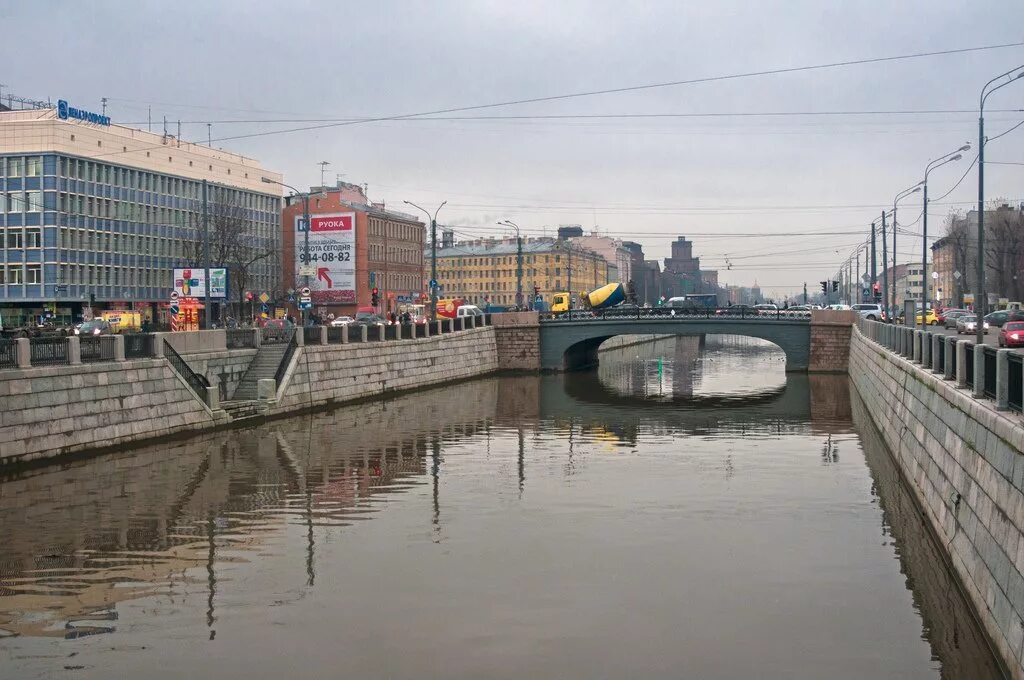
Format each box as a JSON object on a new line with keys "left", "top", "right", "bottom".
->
{"left": 977, "top": 65, "right": 1024, "bottom": 345}
{"left": 498, "top": 220, "right": 524, "bottom": 308}
{"left": 922, "top": 144, "right": 969, "bottom": 313}
{"left": 262, "top": 176, "right": 310, "bottom": 325}
{"left": 404, "top": 200, "right": 447, "bottom": 321}
{"left": 892, "top": 183, "right": 923, "bottom": 319}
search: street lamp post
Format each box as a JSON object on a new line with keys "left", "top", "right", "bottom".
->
{"left": 892, "top": 183, "right": 923, "bottom": 320}
{"left": 923, "top": 145, "right": 968, "bottom": 314}
{"left": 498, "top": 220, "right": 524, "bottom": 308}
{"left": 404, "top": 200, "right": 447, "bottom": 321}
{"left": 977, "top": 66, "right": 1024, "bottom": 345}
{"left": 262, "top": 177, "right": 310, "bottom": 325}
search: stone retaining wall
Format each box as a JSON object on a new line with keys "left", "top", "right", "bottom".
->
{"left": 492, "top": 312, "right": 540, "bottom": 371}
{"left": 850, "top": 327, "right": 1024, "bottom": 678}
{"left": 271, "top": 326, "right": 499, "bottom": 413}
{"left": 181, "top": 349, "right": 257, "bottom": 399}
{"left": 809, "top": 309, "right": 856, "bottom": 372}
{"left": 0, "top": 359, "right": 223, "bottom": 465}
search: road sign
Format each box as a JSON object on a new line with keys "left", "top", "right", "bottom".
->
{"left": 259, "top": 292, "right": 270, "bottom": 304}
{"left": 429, "top": 279, "right": 438, "bottom": 289}
{"left": 261, "top": 303, "right": 269, "bottom": 313}
{"left": 954, "top": 271, "right": 962, "bottom": 280}
{"left": 169, "top": 304, "right": 180, "bottom": 316}
{"left": 299, "top": 301, "right": 312, "bottom": 310}
{"left": 300, "top": 286, "right": 311, "bottom": 297}
{"left": 298, "top": 265, "right": 316, "bottom": 277}
{"left": 369, "top": 271, "right": 376, "bottom": 287}
{"left": 169, "top": 291, "right": 180, "bottom": 301}
{"left": 287, "top": 288, "right": 295, "bottom": 295}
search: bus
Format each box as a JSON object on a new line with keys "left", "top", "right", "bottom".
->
{"left": 667, "top": 294, "right": 718, "bottom": 310}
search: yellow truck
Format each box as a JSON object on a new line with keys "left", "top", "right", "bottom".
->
{"left": 99, "top": 310, "right": 142, "bottom": 333}
{"left": 551, "top": 283, "right": 626, "bottom": 314}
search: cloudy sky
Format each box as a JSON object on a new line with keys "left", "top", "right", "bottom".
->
{"left": 5, "top": 0, "right": 1024, "bottom": 297}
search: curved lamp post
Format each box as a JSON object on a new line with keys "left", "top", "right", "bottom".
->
{"left": 498, "top": 220, "right": 524, "bottom": 308}
{"left": 404, "top": 200, "right": 447, "bottom": 321}
{"left": 262, "top": 176, "right": 310, "bottom": 324}
{"left": 922, "top": 145, "right": 968, "bottom": 312}
{"left": 892, "top": 183, "right": 923, "bottom": 317}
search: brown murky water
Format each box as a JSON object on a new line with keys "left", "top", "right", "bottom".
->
{"left": 0, "top": 335, "right": 1003, "bottom": 679}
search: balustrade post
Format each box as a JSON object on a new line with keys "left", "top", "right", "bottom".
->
{"left": 68, "top": 336, "right": 82, "bottom": 365}
{"left": 320, "top": 326, "right": 328, "bottom": 345}
{"left": 913, "top": 330, "right": 922, "bottom": 364}
{"left": 152, "top": 332, "right": 166, "bottom": 358}
{"left": 424, "top": 321, "right": 431, "bottom": 338}
{"left": 361, "top": 325, "right": 368, "bottom": 343}
{"left": 944, "top": 337, "right": 956, "bottom": 380}
{"left": 956, "top": 341, "right": 970, "bottom": 388}
{"left": 253, "top": 328, "right": 262, "bottom": 349}
{"left": 931, "top": 333, "right": 942, "bottom": 373}
{"left": 295, "top": 328, "right": 305, "bottom": 347}
{"left": 973, "top": 345, "right": 986, "bottom": 399}
{"left": 996, "top": 349, "right": 1010, "bottom": 411}
{"left": 16, "top": 338, "right": 30, "bottom": 369}
{"left": 113, "top": 335, "right": 126, "bottom": 362}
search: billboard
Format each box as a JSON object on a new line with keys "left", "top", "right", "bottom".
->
{"left": 294, "top": 212, "right": 356, "bottom": 304}
{"left": 173, "top": 267, "right": 228, "bottom": 299}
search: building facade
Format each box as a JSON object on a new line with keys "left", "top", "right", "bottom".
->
{"left": 0, "top": 102, "right": 281, "bottom": 327}
{"left": 428, "top": 237, "right": 608, "bottom": 308}
{"left": 280, "top": 181, "right": 424, "bottom": 317}
{"left": 566, "top": 234, "right": 634, "bottom": 286}
{"left": 661, "top": 236, "right": 702, "bottom": 298}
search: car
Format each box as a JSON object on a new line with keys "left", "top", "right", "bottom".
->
{"left": 329, "top": 316, "right": 353, "bottom": 327}
{"left": 456, "top": 304, "right": 483, "bottom": 318}
{"left": 851, "top": 303, "right": 886, "bottom": 321}
{"left": 983, "top": 310, "right": 1024, "bottom": 328}
{"left": 753, "top": 303, "right": 778, "bottom": 311}
{"left": 999, "top": 321, "right": 1024, "bottom": 348}
{"left": 956, "top": 315, "right": 989, "bottom": 334}
{"left": 74, "top": 319, "right": 112, "bottom": 336}
{"left": 941, "top": 309, "right": 970, "bottom": 328}
{"left": 826, "top": 304, "right": 852, "bottom": 311}
{"left": 353, "top": 311, "right": 387, "bottom": 325}
{"left": 914, "top": 308, "right": 939, "bottom": 326}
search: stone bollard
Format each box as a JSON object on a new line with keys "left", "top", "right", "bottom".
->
{"left": 342, "top": 326, "right": 349, "bottom": 344}
{"left": 253, "top": 327, "right": 263, "bottom": 349}
{"left": 973, "top": 345, "right": 986, "bottom": 399}
{"left": 931, "top": 333, "right": 942, "bottom": 373}
{"left": 468, "top": 315, "right": 476, "bottom": 329}
{"left": 295, "top": 328, "right": 305, "bottom": 347}
{"left": 68, "top": 336, "right": 82, "bottom": 365}
{"left": 913, "top": 330, "right": 922, "bottom": 364}
{"left": 956, "top": 341, "right": 970, "bottom": 388}
{"left": 435, "top": 320, "right": 442, "bottom": 336}
{"left": 361, "top": 325, "right": 368, "bottom": 343}
{"left": 16, "top": 338, "right": 30, "bottom": 368}
{"left": 152, "top": 332, "right": 165, "bottom": 358}
{"left": 944, "top": 337, "right": 956, "bottom": 380}
{"left": 113, "top": 335, "right": 126, "bottom": 361}
{"left": 424, "top": 321, "right": 430, "bottom": 338}
{"left": 320, "top": 326, "right": 328, "bottom": 345}
{"left": 996, "top": 349, "right": 1010, "bottom": 411}
{"left": 257, "top": 378, "right": 276, "bottom": 401}
{"left": 206, "top": 375, "right": 221, "bottom": 410}
{"left": 921, "top": 331, "right": 931, "bottom": 367}
{"left": 447, "top": 318, "right": 455, "bottom": 333}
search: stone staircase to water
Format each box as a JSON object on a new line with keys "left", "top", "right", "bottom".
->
{"left": 232, "top": 343, "right": 289, "bottom": 401}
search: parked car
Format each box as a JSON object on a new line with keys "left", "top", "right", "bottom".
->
{"left": 753, "top": 303, "right": 778, "bottom": 311}
{"left": 74, "top": 319, "right": 113, "bottom": 336}
{"left": 983, "top": 310, "right": 1024, "bottom": 328}
{"left": 914, "top": 308, "right": 939, "bottom": 326}
{"left": 941, "top": 309, "right": 970, "bottom": 328}
{"left": 329, "top": 316, "right": 354, "bottom": 327}
{"left": 956, "top": 315, "right": 989, "bottom": 334}
{"left": 353, "top": 311, "right": 387, "bottom": 325}
{"left": 456, "top": 304, "right": 483, "bottom": 318}
{"left": 999, "top": 321, "right": 1024, "bottom": 348}
{"left": 851, "top": 303, "right": 885, "bottom": 321}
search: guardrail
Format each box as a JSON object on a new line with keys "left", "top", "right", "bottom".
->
{"left": 226, "top": 329, "right": 256, "bottom": 349}
{"left": 539, "top": 307, "right": 813, "bottom": 322}
{"left": 124, "top": 333, "right": 155, "bottom": 359}
{"left": 29, "top": 336, "right": 70, "bottom": 366}
{"left": 0, "top": 338, "right": 17, "bottom": 369}
{"left": 80, "top": 335, "right": 116, "bottom": 363}
{"left": 859, "top": 317, "right": 1024, "bottom": 414}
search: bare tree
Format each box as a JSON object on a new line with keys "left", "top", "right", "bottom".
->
{"left": 942, "top": 211, "right": 970, "bottom": 307}
{"left": 985, "top": 204, "right": 1024, "bottom": 304}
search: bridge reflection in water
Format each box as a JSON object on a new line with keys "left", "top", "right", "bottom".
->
{"left": 0, "top": 335, "right": 1001, "bottom": 679}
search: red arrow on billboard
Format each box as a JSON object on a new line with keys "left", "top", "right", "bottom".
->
{"left": 317, "top": 267, "right": 333, "bottom": 288}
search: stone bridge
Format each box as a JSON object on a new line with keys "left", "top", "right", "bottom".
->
{"left": 530, "top": 310, "right": 856, "bottom": 372}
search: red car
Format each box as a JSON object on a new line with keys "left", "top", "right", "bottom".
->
{"left": 999, "top": 321, "right": 1024, "bottom": 348}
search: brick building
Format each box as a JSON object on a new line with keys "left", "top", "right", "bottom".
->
{"left": 281, "top": 181, "right": 424, "bottom": 318}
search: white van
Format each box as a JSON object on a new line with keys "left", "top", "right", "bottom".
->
{"left": 457, "top": 304, "right": 483, "bottom": 317}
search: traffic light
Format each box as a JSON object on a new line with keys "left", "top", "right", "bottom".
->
{"left": 832, "top": 281, "right": 839, "bottom": 292}
{"left": 820, "top": 281, "right": 828, "bottom": 294}
{"left": 873, "top": 282, "right": 882, "bottom": 302}
{"left": 371, "top": 287, "right": 380, "bottom": 307}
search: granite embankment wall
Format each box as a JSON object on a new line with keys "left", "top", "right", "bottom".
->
{"left": 271, "top": 326, "right": 499, "bottom": 413}
{"left": 850, "top": 327, "right": 1024, "bottom": 678}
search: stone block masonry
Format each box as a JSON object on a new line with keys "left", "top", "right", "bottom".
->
{"left": 271, "top": 327, "right": 500, "bottom": 413}
{"left": 850, "top": 327, "right": 1024, "bottom": 679}
{"left": 0, "top": 358, "right": 224, "bottom": 465}
{"left": 492, "top": 312, "right": 540, "bottom": 371}
{"left": 808, "top": 309, "right": 856, "bottom": 373}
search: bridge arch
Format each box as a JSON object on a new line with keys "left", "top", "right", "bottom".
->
{"left": 538, "top": 318, "right": 812, "bottom": 372}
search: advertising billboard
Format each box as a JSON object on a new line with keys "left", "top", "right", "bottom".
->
{"left": 294, "top": 212, "right": 356, "bottom": 304}
{"left": 173, "top": 267, "right": 228, "bottom": 299}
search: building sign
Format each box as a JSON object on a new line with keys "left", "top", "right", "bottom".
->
{"left": 173, "top": 267, "right": 228, "bottom": 299}
{"left": 294, "top": 213, "right": 356, "bottom": 304}
{"left": 57, "top": 99, "right": 111, "bottom": 126}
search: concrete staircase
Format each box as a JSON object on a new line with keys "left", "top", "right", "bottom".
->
{"left": 232, "top": 343, "right": 289, "bottom": 401}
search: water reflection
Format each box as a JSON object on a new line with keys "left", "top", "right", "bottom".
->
{"left": 0, "top": 337, "right": 1001, "bottom": 679}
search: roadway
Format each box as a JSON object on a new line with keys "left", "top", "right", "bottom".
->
{"left": 904, "top": 322, "right": 1002, "bottom": 346}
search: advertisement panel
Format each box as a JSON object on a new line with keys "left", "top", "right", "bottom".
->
{"left": 173, "top": 267, "right": 228, "bottom": 299}
{"left": 294, "top": 213, "right": 356, "bottom": 304}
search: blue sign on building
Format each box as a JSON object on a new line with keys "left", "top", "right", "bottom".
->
{"left": 57, "top": 99, "right": 111, "bottom": 126}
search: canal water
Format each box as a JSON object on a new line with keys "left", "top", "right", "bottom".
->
{"left": 0, "top": 335, "right": 1003, "bottom": 679}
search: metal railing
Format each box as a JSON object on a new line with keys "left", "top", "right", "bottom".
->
{"left": 226, "top": 329, "right": 256, "bottom": 349}
{"left": 539, "top": 306, "right": 813, "bottom": 322}
{"left": 384, "top": 325, "right": 398, "bottom": 341}
{"left": 327, "top": 327, "right": 345, "bottom": 344}
{"left": 983, "top": 346, "right": 998, "bottom": 399}
{"left": 262, "top": 326, "right": 293, "bottom": 345}
{"left": 80, "top": 335, "right": 115, "bottom": 363}
{"left": 303, "top": 326, "right": 322, "bottom": 344}
{"left": 163, "top": 339, "right": 210, "bottom": 404}
{"left": 124, "top": 333, "right": 155, "bottom": 359}
{"left": 347, "top": 325, "right": 363, "bottom": 342}
{"left": 29, "top": 336, "right": 70, "bottom": 366}
{"left": 1010, "top": 354, "right": 1024, "bottom": 412}
{"left": 965, "top": 344, "right": 975, "bottom": 389}
{"left": 274, "top": 331, "right": 298, "bottom": 390}
{"left": 0, "top": 339, "right": 16, "bottom": 369}
{"left": 367, "top": 325, "right": 383, "bottom": 341}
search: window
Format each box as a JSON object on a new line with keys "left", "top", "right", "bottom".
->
{"left": 8, "top": 267, "right": 23, "bottom": 284}
{"left": 25, "top": 156, "right": 41, "bottom": 177}
{"left": 26, "top": 265, "right": 41, "bottom": 284}
{"left": 25, "top": 228, "right": 41, "bottom": 248}
{"left": 0, "top": 268, "right": 4, "bottom": 284}
{"left": 6, "top": 229, "right": 23, "bottom": 249}
{"left": 25, "top": 191, "right": 42, "bottom": 212}
{"left": 8, "top": 157, "right": 23, "bottom": 177}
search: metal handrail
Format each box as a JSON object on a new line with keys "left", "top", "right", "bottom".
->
{"left": 274, "top": 331, "right": 298, "bottom": 390}
{"left": 1009, "top": 353, "right": 1023, "bottom": 412}
{"left": 226, "top": 329, "right": 256, "bottom": 349}
{"left": 29, "top": 336, "right": 70, "bottom": 366}
{"left": 163, "top": 339, "right": 210, "bottom": 404}
{"left": 124, "top": 333, "right": 155, "bottom": 359}
{"left": 0, "top": 338, "right": 17, "bottom": 369}
{"left": 539, "top": 307, "right": 813, "bottom": 322}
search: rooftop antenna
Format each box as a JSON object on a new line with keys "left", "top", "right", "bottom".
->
{"left": 101, "top": 97, "right": 107, "bottom": 116}
{"left": 207, "top": 123, "right": 212, "bottom": 146}
{"left": 163, "top": 115, "right": 168, "bottom": 140}
{"left": 177, "top": 120, "right": 181, "bottom": 147}
{"left": 148, "top": 106, "right": 151, "bottom": 132}
{"left": 318, "top": 160, "right": 330, "bottom": 188}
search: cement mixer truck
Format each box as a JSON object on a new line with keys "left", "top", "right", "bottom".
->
{"left": 551, "top": 283, "right": 626, "bottom": 315}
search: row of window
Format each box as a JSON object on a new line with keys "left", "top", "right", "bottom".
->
{"left": 0, "top": 265, "right": 42, "bottom": 284}
{"left": 368, "top": 217, "right": 423, "bottom": 242}
{"left": 368, "top": 243, "right": 422, "bottom": 265}
{"left": 438, "top": 265, "right": 600, "bottom": 279}
{"left": 372, "top": 272, "right": 421, "bottom": 295}
{"left": 0, "top": 157, "right": 43, "bottom": 178}
{"left": 4, "top": 228, "right": 42, "bottom": 249}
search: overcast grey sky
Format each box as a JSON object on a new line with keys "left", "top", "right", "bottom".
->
{"left": 5, "top": 0, "right": 1024, "bottom": 297}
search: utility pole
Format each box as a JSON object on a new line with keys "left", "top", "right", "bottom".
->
{"left": 855, "top": 250, "right": 860, "bottom": 304}
{"left": 803, "top": 282, "right": 807, "bottom": 305}
{"left": 870, "top": 222, "right": 877, "bottom": 301}
{"left": 404, "top": 201, "right": 447, "bottom": 321}
{"left": 202, "top": 180, "right": 211, "bottom": 329}
{"left": 881, "top": 211, "right": 889, "bottom": 318}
